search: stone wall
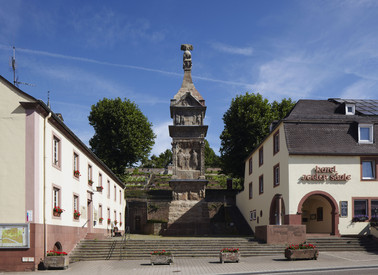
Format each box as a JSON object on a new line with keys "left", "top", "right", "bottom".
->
{"left": 255, "top": 225, "right": 306, "bottom": 244}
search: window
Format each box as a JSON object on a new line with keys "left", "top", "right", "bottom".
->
{"left": 98, "top": 173, "right": 103, "bottom": 187}
{"left": 114, "top": 185, "right": 117, "bottom": 202}
{"left": 317, "top": 207, "right": 323, "bottom": 221}
{"left": 119, "top": 213, "right": 122, "bottom": 225}
{"left": 88, "top": 165, "right": 93, "bottom": 185}
{"left": 361, "top": 160, "right": 376, "bottom": 180}
{"left": 250, "top": 210, "right": 256, "bottom": 221}
{"left": 107, "top": 208, "right": 110, "bottom": 222}
{"left": 248, "top": 158, "right": 253, "bottom": 175}
{"left": 273, "top": 164, "right": 280, "bottom": 187}
{"left": 119, "top": 190, "right": 122, "bottom": 204}
{"left": 53, "top": 187, "right": 60, "bottom": 208}
{"left": 114, "top": 210, "right": 117, "bottom": 223}
{"left": 273, "top": 131, "right": 279, "bottom": 155}
{"left": 259, "top": 147, "right": 263, "bottom": 166}
{"left": 73, "top": 152, "right": 80, "bottom": 178}
{"left": 73, "top": 195, "right": 79, "bottom": 212}
{"left": 371, "top": 200, "right": 378, "bottom": 220}
{"left": 345, "top": 103, "right": 355, "bottom": 115}
{"left": 358, "top": 124, "right": 373, "bottom": 144}
{"left": 99, "top": 204, "right": 103, "bottom": 220}
{"left": 259, "top": 175, "right": 264, "bottom": 194}
{"left": 340, "top": 201, "right": 348, "bottom": 217}
{"left": 52, "top": 135, "right": 61, "bottom": 168}
{"left": 248, "top": 182, "right": 253, "bottom": 199}
{"left": 354, "top": 200, "right": 367, "bottom": 218}
{"left": 107, "top": 180, "right": 111, "bottom": 199}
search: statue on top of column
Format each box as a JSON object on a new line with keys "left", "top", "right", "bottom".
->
{"left": 181, "top": 44, "right": 193, "bottom": 71}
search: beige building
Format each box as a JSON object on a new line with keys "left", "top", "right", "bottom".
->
{"left": 0, "top": 75, "right": 125, "bottom": 271}
{"left": 237, "top": 99, "right": 378, "bottom": 237}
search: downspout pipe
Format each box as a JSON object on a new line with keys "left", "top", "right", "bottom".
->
{"left": 43, "top": 112, "right": 52, "bottom": 258}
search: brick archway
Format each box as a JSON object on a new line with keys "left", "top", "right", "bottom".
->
{"left": 297, "top": 191, "right": 340, "bottom": 236}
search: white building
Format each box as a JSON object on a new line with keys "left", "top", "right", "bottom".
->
{"left": 237, "top": 99, "right": 378, "bottom": 241}
{"left": 0, "top": 75, "right": 125, "bottom": 271}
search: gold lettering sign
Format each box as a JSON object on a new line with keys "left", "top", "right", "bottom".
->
{"left": 301, "top": 166, "right": 351, "bottom": 182}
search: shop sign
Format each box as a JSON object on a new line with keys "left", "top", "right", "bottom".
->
{"left": 301, "top": 166, "right": 351, "bottom": 182}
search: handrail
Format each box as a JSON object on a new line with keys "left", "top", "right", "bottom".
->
{"left": 119, "top": 226, "right": 130, "bottom": 260}
{"left": 82, "top": 219, "right": 90, "bottom": 228}
{"left": 106, "top": 240, "right": 116, "bottom": 260}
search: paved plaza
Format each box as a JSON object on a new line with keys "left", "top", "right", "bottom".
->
{"left": 3, "top": 251, "right": 378, "bottom": 275}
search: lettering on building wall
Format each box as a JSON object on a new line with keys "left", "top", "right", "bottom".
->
{"left": 301, "top": 166, "right": 351, "bottom": 182}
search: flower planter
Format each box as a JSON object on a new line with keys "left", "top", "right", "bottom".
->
{"left": 285, "top": 248, "right": 319, "bottom": 260}
{"left": 53, "top": 211, "right": 61, "bottom": 217}
{"left": 96, "top": 186, "right": 103, "bottom": 192}
{"left": 151, "top": 254, "right": 174, "bottom": 265}
{"left": 88, "top": 180, "right": 93, "bottom": 186}
{"left": 44, "top": 256, "right": 69, "bottom": 270}
{"left": 219, "top": 252, "right": 240, "bottom": 263}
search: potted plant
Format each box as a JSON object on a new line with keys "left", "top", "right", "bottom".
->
{"left": 96, "top": 186, "right": 103, "bottom": 192}
{"left": 107, "top": 218, "right": 111, "bottom": 225}
{"left": 44, "top": 250, "right": 69, "bottom": 269}
{"left": 352, "top": 215, "right": 369, "bottom": 222}
{"left": 120, "top": 221, "right": 123, "bottom": 226}
{"left": 99, "top": 217, "right": 104, "bottom": 223}
{"left": 53, "top": 206, "right": 63, "bottom": 217}
{"left": 73, "top": 170, "right": 80, "bottom": 177}
{"left": 73, "top": 210, "right": 81, "bottom": 219}
{"left": 114, "top": 220, "right": 118, "bottom": 226}
{"left": 150, "top": 250, "right": 173, "bottom": 265}
{"left": 88, "top": 179, "right": 94, "bottom": 186}
{"left": 285, "top": 243, "right": 318, "bottom": 260}
{"left": 220, "top": 248, "right": 240, "bottom": 263}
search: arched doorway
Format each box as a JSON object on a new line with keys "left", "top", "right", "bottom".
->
{"left": 297, "top": 191, "right": 339, "bottom": 236}
{"left": 269, "top": 194, "right": 286, "bottom": 225}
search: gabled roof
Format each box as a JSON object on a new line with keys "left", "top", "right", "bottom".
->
{"left": 284, "top": 99, "right": 378, "bottom": 155}
{"left": 0, "top": 75, "right": 124, "bottom": 187}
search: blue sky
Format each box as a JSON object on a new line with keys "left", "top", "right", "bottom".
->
{"left": 1, "top": 0, "right": 378, "bottom": 156}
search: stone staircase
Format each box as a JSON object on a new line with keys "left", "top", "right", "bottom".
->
{"left": 69, "top": 236, "right": 378, "bottom": 262}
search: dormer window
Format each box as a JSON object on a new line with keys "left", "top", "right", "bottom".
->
{"left": 345, "top": 103, "right": 355, "bottom": 115}
{"left": 358, "top": 124, "right": 373, "bottom": 144}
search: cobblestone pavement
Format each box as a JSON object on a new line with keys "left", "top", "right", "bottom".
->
{"left": 3, "top": 251, "right": 378, "bottom": 275}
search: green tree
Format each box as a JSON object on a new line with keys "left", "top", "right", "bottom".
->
{"left": 88, "top": 97, "right": 156, "bottom": 175}
{"left": 142, "top": 149, "right": 172, "bottom": 168}
{"left": 204, "top": 139, "right": 221, "bottom": 168}
{"left": 220, "top": 93, "right": 295, "bottom": 178}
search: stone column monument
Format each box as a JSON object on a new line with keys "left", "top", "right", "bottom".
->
{"left": 166, "top": 44, "right": 210, "bottom": 235}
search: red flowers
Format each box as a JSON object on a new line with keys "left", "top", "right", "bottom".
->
{"left": 286, "top": 243, "right": 316, "bottom": 250}
{"left": 107, "top": 218, "right": 111, "bottom": 224}
{"left": 99, "top": 217, "right": 104, "bottom": 223}
{"left": 46, "top": 250, "right": 67, "bottom": 256}
{"left": 53, "top": 206, "right": 64, "bottom": 214}
{"left": 74, "top": 170, "right": 81, "bottom": 177}
{"left": 151, "top": 250, "right": 171, "bottom": 255}
{"left": 74, "top": 210, "right": 81, "bottom": 219}
{"left": 221, "top": 248, "right": 239, "bottom": 253}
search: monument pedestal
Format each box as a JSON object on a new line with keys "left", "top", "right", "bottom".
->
{"left": 165, "top": 179, "right": 209, "bottom": 235}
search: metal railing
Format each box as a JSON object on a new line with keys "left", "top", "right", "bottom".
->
{"left": 82, "top": 219, "right": 90, "bottom": 228}
{"left": 119, "top": 226, "right": 130, "bottom": 260}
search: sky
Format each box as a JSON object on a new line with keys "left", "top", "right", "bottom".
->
{"left": 1, "top": 0, "right": 378, "bottom": 157}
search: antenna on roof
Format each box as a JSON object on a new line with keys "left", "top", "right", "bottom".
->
{"left": 10, "top": 46, "right": 35, "bottom": 87}
{"left": 47, "top": 91, "right": 51, "bottom": 109}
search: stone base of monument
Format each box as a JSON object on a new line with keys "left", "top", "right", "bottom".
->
{"left": 169, "top": 179, "right": 208, "bottom": 200}
{"left": 165, "top": 180, "right": 210, "bottom": 235}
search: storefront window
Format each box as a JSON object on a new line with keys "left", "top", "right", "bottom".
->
{"left": 354, "top": 200, "right": 367, "bottom": 218}
{"left": 371, "top": 200, "right": 378, "bottom": 221}
{"left": 362, "top": 160, "right": 375, "bottom": 179}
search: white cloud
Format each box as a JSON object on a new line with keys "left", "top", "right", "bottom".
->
{"left": 151, "top": 120, "right": 171, "bottom": 156}
{"left": 210, "top": 42, "right": 254, "bottom": 56}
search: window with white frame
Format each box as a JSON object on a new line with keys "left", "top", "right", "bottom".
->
{"left": 362, "top": 160, "right": 376, "bottom": 180}
{"left": 52, "top": 135, "right": 61, "bottom": 168}
{"left": 73, "top": 152, "right": 80, "bottom": 177}
{"left": 73, "top": 195, "right": 79, "bottom": 212}
{"left": 88, "top": 164, "right": 93, "bottom": 185}
{"left": 114, "top": 185, "right": 117, "bottom": 202}
{"left": 354, "top": 199, "right": 367, "bottom": 218}
{"left": 99, "top": 204, "right": 103, "bottom": 220}
{"left": 259, "top": 147, "right": 263, "bottom": 166}
{"left": 248, "top": 158, "right": 252, "bottom": 175}
{"left": 107, "top": 180, "right": 111, "bottom": 199}
{"left": 273, "top": 131, "right": 279, "bottom": 155}
{"left": 119, "top": 190, "right": 122, "bottom": 204}
{"left": 358, "top": 124, "right": 373, "bottom": 144}
{"left": 345, "top": 103, "right": 355, "bottom": 115}
{"left": 250, "top": 210, "right": 256, "bottom": 221}
{"left": 53, "top": 187, "right": 60, "bottom": 208}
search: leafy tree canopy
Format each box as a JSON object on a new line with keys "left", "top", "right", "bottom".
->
{"left": 204, "top": 139, "right": 221, "bottom": 168}
{"left": 220, "top": 93, "right": 295, "bottom": 178}
{"left": 141, "top": 149, "right": 172, "bottom": 168}
{"left": 88, "top": 97, "right": 156, "bottom": 176}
